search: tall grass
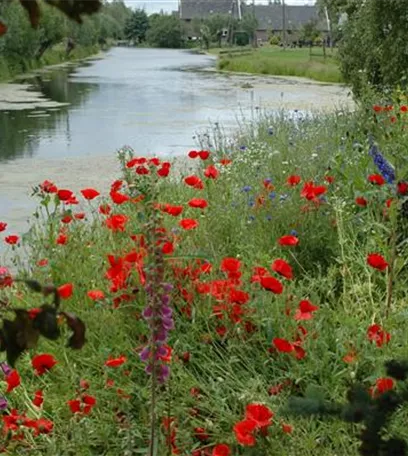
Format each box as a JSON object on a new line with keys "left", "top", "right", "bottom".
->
{"left": 218, "top": 47, "right": 343, "bottom": 83}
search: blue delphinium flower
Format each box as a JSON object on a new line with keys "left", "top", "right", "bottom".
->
{"left": 368, "top": 143, "right": 395, "bottom": 184}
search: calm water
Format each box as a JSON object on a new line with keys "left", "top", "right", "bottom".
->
{"left": 0, "top": 47, "right": 350, "bottom": 241}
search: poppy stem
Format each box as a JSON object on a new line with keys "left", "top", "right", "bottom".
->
{"left": 385, "top": 230, "right": 397, "bottom": 318}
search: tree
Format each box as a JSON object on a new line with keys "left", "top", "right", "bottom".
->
{"left": 146, "top": 14, "right": 183, "bottom": 49}
{"left": 124, "top": 8, "right": 149, "bottom": 43}
{"left": 337, "top": 0, "right": 408, "bottom": 96}
{"left": 240, "top": 13, "right": 258, "bottom": 46}
{"left": 300, "top": 19, "right": 320, "bottom": 44}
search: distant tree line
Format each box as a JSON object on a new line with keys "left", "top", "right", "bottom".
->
{"left": 124, "top": 9, "right": 258, "bottom": 49}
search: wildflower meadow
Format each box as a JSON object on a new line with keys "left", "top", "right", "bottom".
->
{"left": 2, "top": 104, "right": 408, "bottom": 455}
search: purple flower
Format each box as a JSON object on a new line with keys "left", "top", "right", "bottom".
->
{"left": 0, "top": 362, "right": 11, "bottom": 377}
{"left": 0, "top": 396, "right": 7, "bottom": 410}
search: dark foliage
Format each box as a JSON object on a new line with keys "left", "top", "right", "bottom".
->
{"left": 287, "top": 360, "right": 408, "bottom": 456}
{"left": 0, "top": 279, "right": 86, "bottom": 366}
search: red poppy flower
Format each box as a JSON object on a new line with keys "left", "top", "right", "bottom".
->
{"left": 56, "top": 233, "right": 68, "bottom": 245}
{"left": 397, "top": 182, "right": 408, "bottom": 195}
{"left": 278, "top": 235, "right": 299, "bottom": 246}
{"left": 343, "top": 350, "right": 357, "bottom": 364}
{"left": 401, "top": 105, "right": 408, "bottom": 113}
{"left": 212, "top": 444, "right": 231, "bottom": 456}
{"left": 301, "top": 181, "right": 327, "bottom": 200}
{"left": 204, "top": 165, "right": 219, "bottom": 179}
{"left": 325, "top": 176, "right": 335, "bottom": 184}
{"left": 5, "top": 235, "right": 19, "bottom": 245}
{"left": 198, "top": 150, "right": 210, "bottom": 160}
{"left": 271, "top": 259, "right": 293, "bottom": 280}
{"left": 221, "top": 257, "right": 241, "bottom": 273}
{"left": 188, "top": 198, "right": 208, "bottom": 209}
{"left": 273, "top": 338, "right": 294, "bottom": 353}
{"left": 294, "top": 300, "right": 319, "bottom": 321}
{"left": 245, "top": 403, "right": 274, "bottom": 427}
{"left": 184, "top": 175, "right": 204, "bottom": 189}
{"left": 250, "top": 266, "right": 269, "bottom": 283}
{"left": 99, "top": 204, "right": 111, "bottom": 215}
{"left": 67, "top": 399, "right": 82, "bottom": 414}
{"left": 0, "top": 222, "right": 7, "bottom": 232}
{"left": 61, "top": 215, "right": 72, "bottom": 224}
{"left": 32, "top": 354, "right": 57, "bottom": 375}
{"left": 219, "top": 158, "right": 232, "bottom": 165}
{"left": 105, "top": 355, "right": 127, "bottom": 367}
{"left": 57, "top": 189, "right": 74, "bottom": 201}
{"left": 81, "top": 188, "right": 100, "bottom": 200}
{"left": 135, "top": 165, "right": 149, "bottom": 175}
{"left": 162, "top": 241, "right": 174, "bottom": 255}
{"left": 40, "top": 180, "right": 58, "bottom": 193}
{"left": 355, "top": 197, "right": 368, "bottom": 207}
{"left": 373, "top": 105, "right": 383, "bottom": 113}
{"left": 375, "top": 377, "right": 394, "bottom": 395}
{"left": 87, "top": 290, "right": 105, "bottom": 301}
{"left": 367, "top": 253, "right": 388, "bottom": 271}
{"left": 162, "top": 204, "right": 183, "bottom": 216}
{"left": 368, "top": 174, "right": 385, "bottom": 186}
{"left": 233, "top": 419, "right": 257, "bottom": 446}
{"left": 260, "top": 276, "right": 284, "bottom": 294}
{"left": 194, "top": 427, "right": 209, "bottom": 441}
{"left": 32, "top": 390, "right": 44, "bottom": 408}
{"left": 58, "top": 283, "right": 73, "bottom": 299}
{"left": 37, "top": 258, "right": 48, "bottom": 267}
{"left": 6, "top": 370, "right": 20, "bottom": 393}
{"left": 157, "top": 164, "right": 170, "bottom": 177}
{"left": 179, "top": 219, "right": 199, "bottom": 230}
{"left": 367, "top": 324, "right": 390, "bottom": 347}
{"left": 110, "top": 191, "right": 130, "bottom": 205}
{"left": 286, "top": 175, "right": 301, "bottom": 186}
{"left": 281, "top": 423, "right": 293, "bottom": 434}
{"left": 105, "top": 214, "right": 129, "bottom": 232}
{"left": 188, "top": 150, "right": 198, "bottom": 158}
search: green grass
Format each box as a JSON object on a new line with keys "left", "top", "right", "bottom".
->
{"left": 2, "top": 104, "right": 408, "bottom": 454}
{"left": 216, "top": 46, "right": 343, "bottom": 83}
{"left": 0, "top": 44, "right": 101, "bottom": 82}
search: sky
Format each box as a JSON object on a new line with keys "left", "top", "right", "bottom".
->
{"left": 124, "top": 0, "right": 316, "bottom": 15}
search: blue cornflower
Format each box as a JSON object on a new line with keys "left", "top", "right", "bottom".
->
{"left": 264, "top": 178, "right": 273, "bottom": 184}
{"left": 368, "top": 143, "right": 395, "bottom": 184}
{"left": 242, "top": 186, "right": 252, "bottom": 193}
{"left": 290, "top": 229, "right": 298, "bottom": 236}
{"left": 269, "top": 192, "right": 276, "bottom": 200}
{"left": 266, "top": 215, "right": 272, "bottom": 221}
{"left": 240, "top": 145, "right": 247, "bottom": 151}
{"left": 248, "top": 199, "right": 255, "bottom": 207}
{"left": 248, "top": 215, "right": 255, "bottom": 222}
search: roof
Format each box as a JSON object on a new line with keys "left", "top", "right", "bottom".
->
{"left": 180, "top": 1, "right": 328, "bottom": 32}
{"left": 180, "top": 0, "right": 240, "bottom": 20}
{"left": 247, "top": 5, "right": 327, "bottom": 31}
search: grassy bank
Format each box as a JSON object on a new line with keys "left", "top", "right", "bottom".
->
{"left": 0, "top": 44, "right": 100, "bottom": 82}
{"left": 1, "top": 103, "right": 408, "bottom": 454}
{"left": 216, "top": 46, "right": 343, "bottom": 83}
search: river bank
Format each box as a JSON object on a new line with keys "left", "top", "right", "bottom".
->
{"left": 210, "top": 46, "right": 343, "bottom": 84}
{"left": 0, "top": 44, "right": 102, "bottom": 83}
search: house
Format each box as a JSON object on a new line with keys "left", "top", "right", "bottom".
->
{"left": 179, "top": 1, "right": 328, "bottom": 44}
{"left": 248, "top": 4, "right": 328, "bottom": 43}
